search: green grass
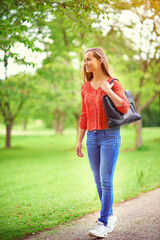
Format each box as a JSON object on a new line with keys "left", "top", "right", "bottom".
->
{"left": 0, "top": 125, "right": 160, "bottom": 240}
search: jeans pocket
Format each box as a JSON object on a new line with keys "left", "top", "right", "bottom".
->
{"left": 86, "top": 133, "right": 96, "bottom": 145}
{"left": 103, "top": 132, "right": 117, "bottom": 139}
{"left": 99, "top": 133, "right": 118, "bottom": 147}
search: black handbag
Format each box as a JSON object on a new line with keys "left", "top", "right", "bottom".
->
{"left": 102, "top": 78, "right": 142, "bottom": 128}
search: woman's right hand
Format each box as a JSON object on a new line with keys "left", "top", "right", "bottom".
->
{"left": 76, "top": 142, "right": 84, "bottom": 157}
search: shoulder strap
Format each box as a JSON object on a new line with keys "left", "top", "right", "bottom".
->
{"left": 110, "top": 78, "right": 119, "bottom": 84}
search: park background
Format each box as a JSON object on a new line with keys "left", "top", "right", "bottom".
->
{"left": 0, "top": 0, "right": 160, "bottom": 240}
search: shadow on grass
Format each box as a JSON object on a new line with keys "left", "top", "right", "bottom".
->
{"left": 137, "top": 145, "right": 150, "bottom": 151}
{"left": 0, "top": 146, "right": 27, "bottom": 151}
{"left": 153, "top": 138, "right": 160, "bottom": 142}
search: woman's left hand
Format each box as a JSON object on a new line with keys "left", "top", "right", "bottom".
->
{"left": 100, "top": 82, "right": 114, "bottom": 94}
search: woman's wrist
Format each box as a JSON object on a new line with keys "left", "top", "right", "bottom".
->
{"left": 106, "top": 89, "right": 113, "bottom": 95}
{"left": 107, "top": 90, "right": 123, "bottom": 107}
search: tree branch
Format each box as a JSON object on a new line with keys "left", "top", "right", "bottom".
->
{"left": 12, "top": 100, "right": 25, "bottom": 119}
{"left": 134, "top": 76, "right": 145, "bottom": 102}
{"left": 140, "top": 91, "right": 158, "bottom": 112}
{"left": 0, "top": 101, "right": 6, "bottom": 119}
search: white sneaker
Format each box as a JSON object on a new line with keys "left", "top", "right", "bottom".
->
{"left": 107, "top": 213, "right": 118, "bottom": 233}
{"left": 88, "top": 221, "right": 109, "bottom": 238}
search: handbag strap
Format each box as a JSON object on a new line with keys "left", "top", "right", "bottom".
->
{"left": 110, "top": 78, "right": 119, "bottom": 84}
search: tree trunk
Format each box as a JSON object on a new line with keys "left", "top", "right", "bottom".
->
{"left": 5, "top": 119, "right": 13, "bottom": 148}
{"left": 54, "top": 109, "right": 59, "bottom": 134}
{"left": 134, "top": 118, "right": 143, "bottom": 148}
{"left": 55, "top": 117, "right": 59, "bottom": 133}
{"left": 23, "top": 120, "right": 27, "bottom": 130}
{"left": 58, "top": 111, "right": 65, "bottom": 135}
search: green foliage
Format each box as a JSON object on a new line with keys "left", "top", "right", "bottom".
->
{"left": 0, "top": 0, "right": 106, "bottom": 54}
{"left": 0, "top": 0, "right": 44, "bottom": 69}
{"left": 0, "top": 74, "right": 36, "bottom": 124}
{"left": 33, "top": 60, "right": 81, "bottom": 128}
{"left": 141, "top": 96, "right": 160, "bottom": 127}
{"left": 0, "top": 0, "right": 159, "bottom": 149}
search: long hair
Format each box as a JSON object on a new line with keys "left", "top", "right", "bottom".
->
{"left": 81, "top": 47, "right": 112, "bottom": 86}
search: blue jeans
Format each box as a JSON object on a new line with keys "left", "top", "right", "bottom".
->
{"left": 86, "top": 128, "right": 121, "bottom": 226}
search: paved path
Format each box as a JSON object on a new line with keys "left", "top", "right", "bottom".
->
{"left": 25, "top": 188, "right": 160, "bottom": 240}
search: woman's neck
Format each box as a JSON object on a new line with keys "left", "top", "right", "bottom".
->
{"left": 91, "top": 70, "right": 110, "bottom": 83}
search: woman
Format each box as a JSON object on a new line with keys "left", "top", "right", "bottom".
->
{"left": 76, "top": 47, "right": 130, "bottom": 238}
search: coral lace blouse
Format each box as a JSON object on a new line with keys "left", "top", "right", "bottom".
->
{"left": 79, "top": 77, "right": 130, "bottom": 131}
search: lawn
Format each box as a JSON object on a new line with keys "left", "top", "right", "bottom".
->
{"left": 0, "top": 124, "right": 159, "bottom": 240}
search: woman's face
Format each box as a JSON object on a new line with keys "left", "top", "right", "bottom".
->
{"left": 84, "top": 51, "right": 101, "bottom": 73}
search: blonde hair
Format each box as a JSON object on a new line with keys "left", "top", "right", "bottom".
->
{"left": 81, "top": 47, "right": 112, "bottom": 86}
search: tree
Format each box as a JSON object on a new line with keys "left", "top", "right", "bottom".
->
{"left": 0, "top": 0, "right": 108, "bottom": 148}
{"left": 34, "top": 9, "right": 102, "bottom": 135}
{"left": 0, "top": 74, "right": 36, "bottom": 148}
{"left": 35, "top": 61, "right": 79, "bottom": 134}
{"left": 95, "top": 0, "right": 160, "bottom": 148}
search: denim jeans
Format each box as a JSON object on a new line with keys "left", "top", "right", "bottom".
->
{"left": 86, "top": 127, "right": 121, "bottom": 226}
